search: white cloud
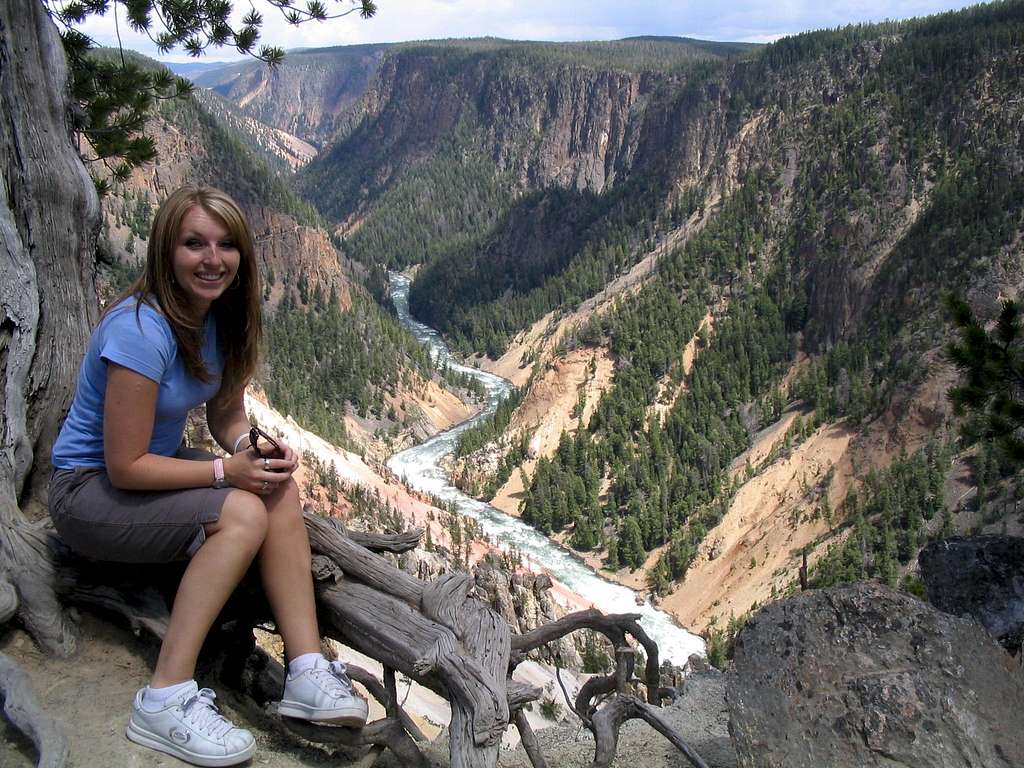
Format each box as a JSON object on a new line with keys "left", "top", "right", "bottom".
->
{"left": 71, "top": 0, "right": 983, "bottom": 63}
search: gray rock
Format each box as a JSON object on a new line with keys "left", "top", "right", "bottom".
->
{"left": 684, "top": 653, "right": 712, "bottom": 675}
{"left": 919, "top": 535, "right": 1024, "bottom": 654}
{"left": 726, "top": 583, "right": 1024, "bottom": 768}
{"left": 473, "top": 555, "right": 582, "bottom": 668}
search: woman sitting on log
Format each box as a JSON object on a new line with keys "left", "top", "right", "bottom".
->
{"left": 47, "top": 185, "right": 367, "bottom": 767}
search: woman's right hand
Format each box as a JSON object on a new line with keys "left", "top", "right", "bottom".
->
{"left": 223, "top": 447, "right": 297, "bottom": 495}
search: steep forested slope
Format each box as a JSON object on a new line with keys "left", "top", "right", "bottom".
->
{"left": 193, "top": 43, "right": 392, "bottom": 147}
{"left": 501, "top": 4, "right": 1024, "bottom": 624}
{"left": 197, "top": 4, "right": 1024, "bottom": 630}
{"left": 298, "top": 38, "right": 750, "bottom": 278}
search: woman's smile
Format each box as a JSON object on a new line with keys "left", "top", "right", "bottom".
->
{"left": 173, "top": 206, "right": 241, "bottom": 315}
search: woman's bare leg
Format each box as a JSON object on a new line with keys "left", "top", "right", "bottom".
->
{"left": 258, "top": 479, "right": 321, "bottom": 661}
{"left": 150, "top": 490, "right": 268, "bottom": 687}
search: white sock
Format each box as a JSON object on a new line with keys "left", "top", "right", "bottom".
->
{"left": 288, "top": 652, "right": 324, "bottom": 679}
{"left": 141, "top": 680, "right": 196, "bottom": 712}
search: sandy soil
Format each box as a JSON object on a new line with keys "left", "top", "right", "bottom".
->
{"left": 0, "top": 616, "right": 628, "bottom": 768}
{"left": 489, "top": 468, "right": 529, "bottom": 519}
{"left": 514, "top": 350, "right": 615, "bottom": 452}
{"left": 853, "top": 354, "right": 956, "bottom": 471}
{"left": 0, "top": 565, "right": 596, "bottom": 767}
{"left": 659, "top": 356, "right": 961, "bottom": 633}
{"left": 339, "top": 377, "right": 476, "bottom": 462}
{"left": 272, "top": 129, "right": 317, "bottom": 169}
{"left": 652, "top": 311, "right": 714, "bottom": 422}
{"left": 727, "top": 409, "right": 804, "bottom": 476}
{"left": 406, "top": 380, "right": 477, "bottom": 433}
{"left": 489, "top": 350, "right": 615, "bottom": 517}
{"left": 661, "top": 420, "right": 854, "bottom": 632}
{"left": 477, "top": 199, "right": 714, "bottom": 390}
{"left": 1, "top": 615, "right": 327, "bottom": 768}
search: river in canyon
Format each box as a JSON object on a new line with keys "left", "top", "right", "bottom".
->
{"left": 386, "top": 274, "right": 705, "bottom": 665}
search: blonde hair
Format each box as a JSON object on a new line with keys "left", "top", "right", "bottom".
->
{"left": 121, "top": 185, "right": 262, "bottom": 407}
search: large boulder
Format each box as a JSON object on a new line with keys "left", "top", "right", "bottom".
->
{"left": 726, "top": 582, "right": 1024, "bottom": 768}
{"left": 919, "top": 535, "right": 1024, "bottom": 654}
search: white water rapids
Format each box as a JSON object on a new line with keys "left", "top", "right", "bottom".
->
{"left": 386, "top": 274, "right": 706, "bottom": 665}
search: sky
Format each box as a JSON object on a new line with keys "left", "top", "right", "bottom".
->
{"left": 75, "top": 0, "right": 987, "bottom": 62}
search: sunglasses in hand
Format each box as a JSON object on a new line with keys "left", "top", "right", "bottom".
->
{"left": 249, "top": 425, "right": 282, "bottom": 459}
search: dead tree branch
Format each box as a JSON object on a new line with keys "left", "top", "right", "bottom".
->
{"left": 512, "top": 610, "right": 710, "bottom": 768}
{"left": 589, "top": 695, "right": 711, "bottom": 768}
{"left": 7, "top": 505, "right": 709, "bottom": 768}
{"left": 511, "top": 608, "right": 660, "bottom": 704}
{"left": 345, "top": 527, "right": 424, "bottom": 554}
{"left": 512, "top": 708, "right": 549, "bottom": 768}
{"left": 281, "top": 715, "right": 428, "bottom": 767}
{"left": 346, "top": 663, "right": 428, "bottom": 742}
{"left": 0, "top": 652, "right": 70, "bottom": 768}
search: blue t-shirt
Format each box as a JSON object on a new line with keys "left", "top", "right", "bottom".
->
{"left": 52, "top": 298, "right": 223, "bottom": 469}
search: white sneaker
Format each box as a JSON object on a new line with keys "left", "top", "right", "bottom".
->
{"left": 126, "top": 682, "right": 256, "bottom": 767}
{"left": 278, "top": 658, "right": 369, "bottom": 726}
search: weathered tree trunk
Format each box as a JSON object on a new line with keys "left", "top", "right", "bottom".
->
{"left": 43, "top": 512, "right": 710, "bottom": 768}
{"left": 306, "top": 514, "right": 509, "bottom": 768}
{"left": 1, "top": 0, "right": 99, "bottom": 655}
{"left": 1, "top": 1, "right": 99, "bottom": 761}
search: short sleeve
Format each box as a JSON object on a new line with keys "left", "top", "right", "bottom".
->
{"left": 98, "top": 304, "right": 176, "bottom": 383}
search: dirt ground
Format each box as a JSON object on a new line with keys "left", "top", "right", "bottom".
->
{"left": 0, "top": 614, "right": 338, "bottom": 768}
{"left": 1, "top": 613, "right": 734, "bottom": 768}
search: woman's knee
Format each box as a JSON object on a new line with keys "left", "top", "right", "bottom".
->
{"left": 267, "top": 478, "right": 303, "bottom": 523}
{"left": 209, "top": 490, "right": 268, "bottom": 548}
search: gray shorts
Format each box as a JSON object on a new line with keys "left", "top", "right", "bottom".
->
{"left": 48, "top": 447, "right": 233, "bottom": 563}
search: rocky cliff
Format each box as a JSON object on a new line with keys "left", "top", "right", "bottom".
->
{"left": 728, "top": 582, "right": 1024, "bottom": 767}
{"left": 194, "top": 44, "right": 391, "bottom": 147}
{"left": 309, "top": 11, "right": 1024, "bottom": 633}
{"left": 188, "top": 9, "right": 1024, "bottom": 636}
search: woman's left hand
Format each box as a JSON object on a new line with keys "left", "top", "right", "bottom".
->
{"left": 275, "top": 437, "right": 297, "bottom": 467}
{"left": 258, "top": 436, "right": 298, "bottom": 496}
{"left": 224, "top": 443, "right": 297, "bottom": 494}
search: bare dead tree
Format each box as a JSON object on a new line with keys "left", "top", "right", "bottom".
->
{"left": 0, "top": 0, "right": 102, "bottom": 762}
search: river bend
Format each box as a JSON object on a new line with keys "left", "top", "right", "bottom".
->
{"left": 386, "top": 274, "right": 705, "bottom": 665}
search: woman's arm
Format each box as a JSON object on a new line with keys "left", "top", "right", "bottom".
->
{"left": 205, "top": 389, "right": 251, "bottom": 457}
{"left": 104, "top": 364, "right": 222, "bottom": 490}
{"left": 206, "top": 384, "right": 298, "bottom": 484}
{"left": 103, "top": 364, "right": 293, "bottom": 492}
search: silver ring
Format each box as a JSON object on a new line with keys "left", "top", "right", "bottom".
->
{"left": 263, "top": 458, "right": 270, "bottom": 470}
{"left": 261, "top": 480, "right": 269, "bottom": 491}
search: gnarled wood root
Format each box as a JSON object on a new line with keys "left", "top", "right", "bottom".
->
{"left": 512, "top": 606, "right": 710, "bottom": 768}
{"left": 6, "top": 511, "right": 709, "bottom": 768}
{"left": 590, "top": 695, "right": 710, "bottom": 768}
{"left": 0, "top": 652, "right": 70, "bottom": 768}
{"left": 281, "top": 716, "right": 427, "bottom": 767}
